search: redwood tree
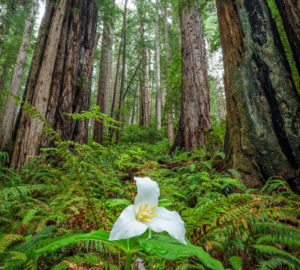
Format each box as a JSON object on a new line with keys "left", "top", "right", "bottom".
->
{"left": 164, "top": 3, "right": 174, "bottom": 143}
{"left": 216, "top": 0, "right": 300, "bottom": 190}
{"left": 137, "top": 0, "right": 149, "bottom": 126}
{"left": 172, "top": 0, "right": 211, "bottom": 151}
{"left": 0, "top": 0, "right": 38, "bottom": 151}
{"left": 11, "top": 0, "right": 98, "bottom": 170}
{"left": 94, "top": 0, "right": 115, "bottom": 144}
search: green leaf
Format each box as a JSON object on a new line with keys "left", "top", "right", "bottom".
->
{"left": 158, "top": 199, "right": 173, "bottom": 207}
{"left": 137, "top": 235, "right": 223, "bottom": 270}
{"left": 107, "top": 199, "right": 132, "bottom": 208}
{"left": 228, "top": 169, "right": 241, "bottom": 179}
{"left": 229, "top": 256, "right": 242, "bottom": 270}
{"left": 200, "top": 161, "right": 212, "bottom": 170}
{"left": 34, "top": 229, "right": 141, "bottom": 256}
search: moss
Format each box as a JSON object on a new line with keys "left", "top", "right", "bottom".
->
{"left": 267, "top": 0, "right": 300, "bottom": 94}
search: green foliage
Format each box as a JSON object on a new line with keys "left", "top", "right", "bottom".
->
{"left": 138, "top": 234, "right": 224, "bottom": 270}
{"left": 229, "top": 256, "right": 242, "bottom": 270}
{"left": 165, "top": 52, "right": 182, "bottom": 116}
{"left": 121, "top": 125, "right": 163, "bottom": 144}
{"left": 1, "top": 138, "right": 299, "bottom": 269}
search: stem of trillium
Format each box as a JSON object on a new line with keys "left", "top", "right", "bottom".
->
{"left": 146, "top": 228, "right": 152, "bottom": 240}
{"left": 125, "top": 252, "right": 132, "bottom": 270}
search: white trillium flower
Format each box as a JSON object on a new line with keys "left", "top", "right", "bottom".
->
{"left": 109, "top": 177, "right": 187, "bottom": 245}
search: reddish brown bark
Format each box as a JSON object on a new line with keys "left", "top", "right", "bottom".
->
{"left": 172, "top": 1, "right": 211, "bottom": 152}
{"left": 94, "top": 1, "right": 115, "bottom": 144}
{"left": 11, "top": 0, "right": 98, "bottom": 170}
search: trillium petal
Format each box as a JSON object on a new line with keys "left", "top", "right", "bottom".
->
{"left": 134, "top": 177, "right": 160, "bottom": 211}
{"left": 148, "top": 207, "right": 187, "bottom": 245}
{"left": 109, "top": 205, "right": 148, "bottom": 241}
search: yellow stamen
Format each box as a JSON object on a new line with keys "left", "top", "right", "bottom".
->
{"left": 142, "top": 203, "right": 148, "bottom": 212}
{"left": 137, "top": 204, "right": 142, "bottom": 216}
{"left": 136, "top": 203, "right": 158, "bottom": 223}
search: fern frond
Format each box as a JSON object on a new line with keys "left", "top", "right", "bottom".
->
{"left": 253, "top": 244, "right": 300, "bottom": 267}
{"left": 256, "top": 234, "right": 300, "bottom": 250}
{"left": 0, "top": 234, "right": 24, "bottom": 254}
{"left": 1, "top": 184, "right": 54, "bottom": 200}
{"left": 257, "top": 257, "right": 296, "bottom": 270}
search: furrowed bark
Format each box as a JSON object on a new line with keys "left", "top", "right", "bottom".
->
{"left": 172, "top": 1, "right": 211, "bottom": 151}
{"left": 94, "top": 1, "right": 115, "bottom": 144}
{"left": 11, "top": 0, "right": 98, "bottom": 170}
{"left": 0, "top": 0, "right": 38, "bottom": 151}
{"left": 217, "top": 0, "right": 300, "bottom": 190}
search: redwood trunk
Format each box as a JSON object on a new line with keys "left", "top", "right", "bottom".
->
{"left": 274, "top": 0, "right": 300, "bottom": 73}
{"left": 155, "top": 0, "right": 162, "bottom": 130}
{"left": 94, "top": 1, "right": 115, "bottom": 144}
{"left": 164, "top": 4, "right": 174, "bottom": 142}
{"left": 172, "top": 2, "right": 211, "bottom": 151}
{"left": 116, "top": 0, "right": 128, "bottom": 142}
{"left": 11, "top": 0, "right": 98, "bottom": 170}
{"left": 217, "top": 0, "right": 300, "bottom": 190}
{"left": 0, "top": 0, "right": 38, "bottom": 151}
{"left": 137, "top": 0, "right": 149, "bottom": 126}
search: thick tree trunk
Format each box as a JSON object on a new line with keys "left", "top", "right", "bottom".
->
{"left": 155, "top": 0, "right": 162, "bottom": 130}
{"left": 0, "top": 0, "right": 38, "bottom": 151}
{"left": 93, "top": 1, "right": 115, "bottom": 144}
{"left": 216, "top": 0, "right": 300, "bottom": 190}
{"left": 274, "top": 0, "right": 300, "bottom": 73}
{"left": 11, "top": 0, "right": 98, "bottom": 170}
{"left": 172, "top": 1, "right": 211, "bottom": 152}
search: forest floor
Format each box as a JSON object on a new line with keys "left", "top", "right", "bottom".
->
{"left": 0, "top": 129, "right": 300, "bottom": 269}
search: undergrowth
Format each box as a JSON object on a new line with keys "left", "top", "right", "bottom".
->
{"left": 0, "top": 128, "right": 299, "bottom": 269}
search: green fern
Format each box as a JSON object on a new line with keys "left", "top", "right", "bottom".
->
{"left": 257, "top": 257, "right": 296, "bottom": 270}
{"left": 253, "top": 244, "right": 300, "bottom": 269}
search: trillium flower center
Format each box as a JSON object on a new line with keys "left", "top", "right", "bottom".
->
{"left": 136, "top": 203, "right": 158, "bottom": 223}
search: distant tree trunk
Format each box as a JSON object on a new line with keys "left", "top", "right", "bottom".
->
{"left": 94, "top": 0, "right": 115, "bottom": 144}
{"left": 0, "top": 0, "right": 38, "bottom": 151}
{"left": 11, "top": 0, "right": 98, "bottom": 170}
{"left": 116, "top": 0, "right": 128, "bottom": 142}
{"left": 164, "top": 4, "right": 174, "bottom": 142}
{"left": 172, "top": 1, "right": 211, "bottom": 152}
{"left": 137, "top": 0, "right": 149, "bottom": 126}
{"left": 216, "top": 0, "right": 300, "bottom": 190}
{"left": 155, "top": 0, "right": 162, "bottom": 130}
{"left": 147, "top": 49, "right": 152, "bottom": 121}
{"left": 274, "top": 0, "right": 300, "bottom": 73}
{"left": 131, "top": 82, "right": 138, "bottom": 125}
{"left": 110, "top": 22, "right": 125, "bottom": 119}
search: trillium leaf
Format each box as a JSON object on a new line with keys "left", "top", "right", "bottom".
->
{"left": 137, "top": 235, "right": 223, "bottom": 270}
{"left": 34, "top": 229, "right": 141, "bottom": 256}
